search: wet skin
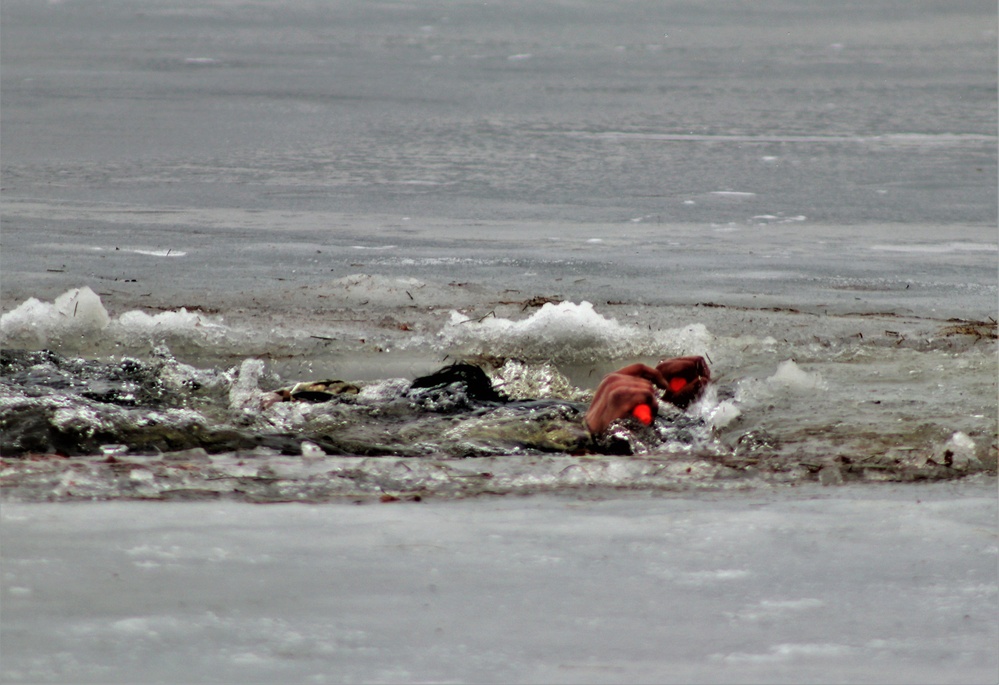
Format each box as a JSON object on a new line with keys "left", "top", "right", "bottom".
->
{"left": 584, "top": 356, "right": 711, "bottom": 435}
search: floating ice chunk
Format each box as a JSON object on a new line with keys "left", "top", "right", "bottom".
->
{"left": 767, "top": 360, "right": 826, "bottom": 391}
{"left": 442, "top": 301, "right": 713, "bottom": 363}
{"left": 752, "top": 214, "right": 806, "bottom": 225}
{"left": 443, "top": 301, "right": 629, "bottom": 360}
{"left": 356, "top": 378, "right": 411, "bottom": 405}
{"left": 112, "top": 308, "right": 228, "bottom": 344}
{"left": 229, "top": 359, "right": 267, "bottom": 415}
{"left": 680, "top": 569, "right": 751, "bottom": 585}
{"left": 111, "top": 617, "right": 160, "bottom": 637}
{"left": 157, "top": 357, "right": 231, "bottom": 395}
{"left": 936, "top": 432, "right": 979, "bottom": 470}
{"left": 300, "top": 441, "right": 325, "bottom": 459}
{"left": 728, "top": 598, "right": 825, "bottom": 622}
{"left": 702, "top": 399, "right": 741, "bottom": 430}
{"left": 55, "top": 286, "right": 111, "bottom": 329}
{"left": 1, "top": 287, "right": 235, "bottom": 351}
{"left": 733, "top": 361, "right": 819, "bottom": 405}
{"left": 0, "top": 286, "right": 110, "bottom": 346}
{"left": 445, "top": 301, "right": 633, "bottom": 348}
{"left": 0, "top": 298, "right": 60, "bottom": 346}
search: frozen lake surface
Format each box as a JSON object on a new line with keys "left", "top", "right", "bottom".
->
{"left": 2, "top": 483, "right": 997, "bottom": 685}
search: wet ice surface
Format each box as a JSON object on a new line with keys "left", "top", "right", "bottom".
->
{"left": 2, "top": 486, "right": 997, "bottom": 684}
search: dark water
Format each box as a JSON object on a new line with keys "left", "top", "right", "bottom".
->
{"left": 2, "top": 336, "right": 994, "bottom": 502}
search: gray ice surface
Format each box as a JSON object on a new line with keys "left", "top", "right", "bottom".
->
{"left": 1, "top": 0, "right": 996, "bottom": 316}
{"left": 2, "top": 483, "right": 997, "bottom": 685}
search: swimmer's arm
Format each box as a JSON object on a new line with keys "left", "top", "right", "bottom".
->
{"left": 584, "top": 365, "right": 666, "bottom": 435}
{"left": 585, "top": 357, "right": 711, "bottom": 435}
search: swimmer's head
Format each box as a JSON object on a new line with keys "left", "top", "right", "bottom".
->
{"left": 655, "top": 356, "right": 710, "bottom": 409}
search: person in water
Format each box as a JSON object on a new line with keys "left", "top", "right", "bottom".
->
{"left": 583, "top": 356, "right": 710, "bottom": 435}
{"left": 1, "top": 350, "right": 709, "bottom": 457}
{"left": 268, "top": 356, "right": 711, "bottom": 441}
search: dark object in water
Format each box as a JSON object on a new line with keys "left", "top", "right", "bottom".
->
{"left": 409, "top": 363, "right": 507, "bottom": 403}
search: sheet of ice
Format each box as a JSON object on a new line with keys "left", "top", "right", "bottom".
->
{"left": 2, "top": 483, "right": 995, "bottom": 685}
